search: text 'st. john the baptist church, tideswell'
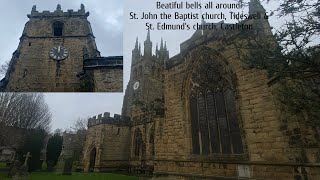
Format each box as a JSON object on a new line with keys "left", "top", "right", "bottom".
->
{"left": 81, "top": 0, "right": 320, "bottom": 179}
{"left": 0, "top": 4, "right": 123, "bottom": 92}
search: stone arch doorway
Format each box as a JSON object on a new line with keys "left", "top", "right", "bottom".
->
{"left": 88, "top": 147, "right": 96, "bottom": 172}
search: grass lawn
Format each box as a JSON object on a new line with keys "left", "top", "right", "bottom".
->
{"left": 0, "top": 172, "right": 141, "bottom": 180}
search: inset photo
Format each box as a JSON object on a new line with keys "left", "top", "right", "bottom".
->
{"left": 0, "top": 1, "right": 123, "bottom": 92}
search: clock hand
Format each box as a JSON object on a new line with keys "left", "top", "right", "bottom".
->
{"left": 58, "top": 46, "right": 60, "bottom": 53}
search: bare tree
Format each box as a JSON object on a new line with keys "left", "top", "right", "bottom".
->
{"left": 231, "top": 0, "right": 320, "bottom": 126}
{"left": 53, "top": 128, "right": 63, "bottom": 136}
{"left": 0, "top": 93, "right": 52, "bottom": 131}
{"left": 67, "top": 117, "right": 88, "bottom": 161}
{"left": 70, "top": 117, "right": 88, "bottom": 132}
{"left": 0, "top": 61, "right": 9, "bottom": 77}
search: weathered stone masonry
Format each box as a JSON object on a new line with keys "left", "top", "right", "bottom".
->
{"left": 82, "top": 113, "right": 131, "bottom": 172}
{"left": 152, "top": 1, "right": 320, "bottom": 179}
{"left": 81, "top": 0, "right": 320, "bottom": 179}
{"left": 0, "top": 4, "right": 123, "bottom": 92}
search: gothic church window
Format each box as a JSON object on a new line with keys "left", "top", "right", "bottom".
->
{"left": 53, "top": 21, "right": 64, "bottom": 36}
{"left": 134, "top": 128, "right": 142, "bottom": 157}
{"left": 189, "top": 59, "right": 244, "bottom": 155}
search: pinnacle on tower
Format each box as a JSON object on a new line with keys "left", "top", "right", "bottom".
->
{"left": 32, "top": 5, "right": 37, "bottom": 12}
{"left": 147, "top": 29, "right": 151, "bottom": 41}
{"left": 81, "top": 4, "right": 85, "bottom": 11}
{"left": 160, "top": 38, "right": 163, "bottom": 50}
{"left": 249, "top": 0, "right": 265, "bottom": 15}
{"left": 135, "top": 37, "right": 139, "bottom": 49}
{"left": 156, "top": 43, "right": 158, "bottom": 51}
{"left": 139, "top": 43, "right": 141, "bottom": 54}
{"left": 144, "top": 30, "right": 152, "bottom": 56}
{"left": 164, "top": 41, "right": 167, "bottom": 51}
{"left": 132, "top": 37, "right": 141, "bottom": 64}
{"left": 57, "top": 4, "right": 62, "bottom": 10}
{"left": 156, "top": 43, "right": 159, "bottom": 55}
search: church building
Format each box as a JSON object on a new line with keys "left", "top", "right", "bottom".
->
{"left": 0, "top": 4, "right": 123, "bottom": 92}
{"left": 82, "top": 0, "right": 320, "bottom": 179}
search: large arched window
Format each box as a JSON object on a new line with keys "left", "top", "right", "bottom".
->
{"left": 53, "top": 21, "right": 64, "bottom": 36}
{"left": 189, "top": 58, "right": 244, "bottom": 155}
{"left": 134, "top": 128, "right": 142, "bottom": 157}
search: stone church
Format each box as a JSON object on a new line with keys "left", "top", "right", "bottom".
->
{"left": 0, "top": 4, "right": 123, "bottom": 92}
{"left": 82, "top": 0, "right": 320, "bottom": 179}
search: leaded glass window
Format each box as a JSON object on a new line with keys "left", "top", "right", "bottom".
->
{"left": 189, "top": 58, "right": 244, "bottom": 155}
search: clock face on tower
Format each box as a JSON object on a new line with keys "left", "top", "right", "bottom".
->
{"left": 49, "top": 45, "right": 69, "bottom": 60}
{"left": 133, "top": 81, "right": 139, "bottom": 90}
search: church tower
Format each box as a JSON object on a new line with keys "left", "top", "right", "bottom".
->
{"left": 1, "top": 4, "right": 119, "bottom": 92}
{"left": 122, "top": 30, "right": 168, "bottom": 119}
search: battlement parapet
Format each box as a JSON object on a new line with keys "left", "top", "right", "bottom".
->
{"left": 83, "top": 56, "right": 123, "bottom": 70}
{"left": 27, "top": 4, "right": 89, "bottom": 19}
{"left": 87, "top": 112, "right": 131, "bottom": 127}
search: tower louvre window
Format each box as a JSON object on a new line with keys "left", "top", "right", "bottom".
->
{"left": 53, "top": 21, "right": 64, "bottom": 36}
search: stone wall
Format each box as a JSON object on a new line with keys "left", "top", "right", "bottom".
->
{"left": 4, "top": 6, "right": 96, "bottom": 92}
{"left": 153, "top": 15, "right": 320, "bottom": 180}
{"left": 60, "top": 132, "right": 77, "bottom": 159}
{"left": 93, "top": 68, "right": 123, "bottom": 92}
{"left": 6, "top": 36, "right": 95, "bottom": 92}
{"left": 99, "top": 125, "right": 130, "bottom": 171}
{"left": 82, "top": 113, "right": 131, "bottom": 172}
{"left": 3, "top": 5, "right": 123, "bottom": 92}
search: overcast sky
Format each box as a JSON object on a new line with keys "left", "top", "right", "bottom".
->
{"left": 0, "top": 0, "right": 124, "bottom": 131}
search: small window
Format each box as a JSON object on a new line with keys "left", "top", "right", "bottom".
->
{"left": 23, "top": 69, "right": 27, "bottom": 78}
{"left": 53, "top": 21, "right": 64, "bottom": 36}
{"left": 117, "top": 128, "right": 120, "bottom": 135}
{"left": 28, "top": 43, "right": 31, "bottom": 46}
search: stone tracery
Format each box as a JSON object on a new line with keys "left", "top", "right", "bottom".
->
{"left": 189, "top": 56, "right": 244, "bottom": 155}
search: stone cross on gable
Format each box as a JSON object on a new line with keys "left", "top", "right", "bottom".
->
{"left": 23, "top": 152, "right": 32, "bottom": 166}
